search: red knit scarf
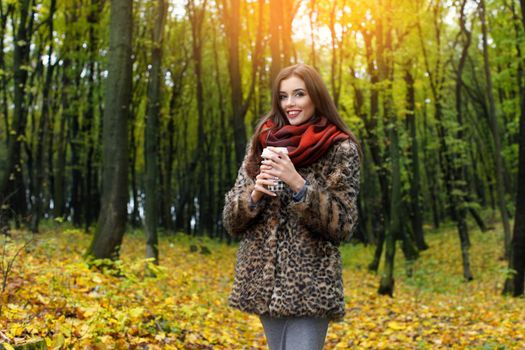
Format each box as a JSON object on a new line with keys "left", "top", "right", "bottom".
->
{"left": 259, "top": 116, "right": 349, "bottom": 167}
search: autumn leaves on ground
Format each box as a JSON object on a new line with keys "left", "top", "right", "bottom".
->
{"left": 1, "top": 220, "right": 524, "bottom": 350}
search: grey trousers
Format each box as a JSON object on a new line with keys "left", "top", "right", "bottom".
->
{"left": 259, "top": 314, "right": 329, "bottom": 350}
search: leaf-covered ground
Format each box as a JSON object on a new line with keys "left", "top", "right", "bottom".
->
{"left": 1, "top": 220, "right": 524, "bottom": 349}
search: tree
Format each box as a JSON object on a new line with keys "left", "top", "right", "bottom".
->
{"left": 86, "top": 0, "right": 133, "bottom": 260}
{"left": 0, "top": 0, "right": 35, "bottom": 223}
{"left": 502, "top": 0, "right": 525, "bottom": 297}
{"left": 144, "top": 0, "right": 168, "bottom": 265}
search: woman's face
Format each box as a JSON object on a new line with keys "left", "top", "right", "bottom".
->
{"left": 279, "top": 75, "right": 315, "bottom": 126}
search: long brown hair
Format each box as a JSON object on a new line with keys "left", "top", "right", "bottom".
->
{"left": 245, "top": 63, "right": 361, "bottom": 178}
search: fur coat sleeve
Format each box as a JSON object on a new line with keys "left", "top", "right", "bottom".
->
{"left": 222, "top": 145, "right": 266, "bottom": 238}
{"left": 289, "top": 140, "right": 360, "bottom": 244}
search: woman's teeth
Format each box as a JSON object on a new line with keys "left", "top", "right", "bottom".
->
{"left": 288, "top": 111, "right": 300, "bottom": 117}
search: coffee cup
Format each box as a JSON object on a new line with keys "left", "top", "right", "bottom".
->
{"left": 261, "top": 147, "right": 289, "bottom": 192}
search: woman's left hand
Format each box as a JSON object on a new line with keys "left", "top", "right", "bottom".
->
{"left": 260, "top": 147, "right": 306, "bottom": 193}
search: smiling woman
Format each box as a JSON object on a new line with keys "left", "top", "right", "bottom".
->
{"left": 222, "top": 63, "right": 362, "bottom": 350}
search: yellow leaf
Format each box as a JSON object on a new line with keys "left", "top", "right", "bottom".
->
{"left": 2, "top": 343, "right": 15, "bottom": 350}
{"left": 51, "top": 333, "right": 65, "bottom": 349}
{"left": 92, "top": 275, "right": 103, "bottom": 283}
{"left": 129, "top": 307, "right": 144, "bottom": 320}
{"left": 9, "top": 323, "right": 24, "bottom": 337}
{"left": 387, "top": 321, "right": 406, "bottom": 330}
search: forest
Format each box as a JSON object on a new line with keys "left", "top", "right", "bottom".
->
{"left": 1, "top": 0, "right": 525, "bottom": 348}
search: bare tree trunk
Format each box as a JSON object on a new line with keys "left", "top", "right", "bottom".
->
{"left": 31, "top": 0, "right": 56, "bottom": 233}
{"left": 404, "top": 65, "right": 428, "bottom": 250}
{"left": 0, "top": 3, "right": 13, "bottom": 147}
{"left": 0, "top": 0, "right": 34, "bottom": 222}
{"left": 55, "top": 6, "right": 80, "bottom": 219}
{"left": 503, "top": 0, "right": 525, "bottom": 297}
{"left": 378, "top": 0, "right": 400, "bottom": 296}
{"left": 280, "top": 0, "right": 296, "bottom": 66}
{"left": 454, "top": 0, "right": 473, "bottom": 280}
{"left": 187, "top": 0, "right": 208, "bottom": 234}
{"left": 83, "top": 0, "right": 103, "bottom": 231}
{"left": 145, "top": 0, "right": 167, "bottom": 264}
{"left": 86, "top": 0, "right": 132, "bottom": 260}
{"left": 479, "top": 0, "right": 512, "bottom": 259}
{"left": 269, "top": 0, "right": 282, "bottom": 84}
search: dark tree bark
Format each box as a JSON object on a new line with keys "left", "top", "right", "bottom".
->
{"left": 421, "top": 103, "right": 441, "bottom": 229}
{"left": 86, "top": 0, "right": 132, "bottom": 260}
{"left": 144, "top": 0, "right": 167, "bottom": 264}
{"left": 187, "top": 0, "right": 208, "bottom": 234}
{"left": 30, "top": 0, "right": 56, "bottom": 233}
{"left": 502, "top": 0, "right": 525, "bottom": 297}
{"left": 83, "top": 0, "right": 104, "bottom": 231}
{"left": 377, "top": 0, "right": 401, "bottom": 296}
{"left": 54, "top": 5, "right": 80, "bottom": 220}
{"left": 404, "top": 65, "right": 428, "bottom": 251}
{"left": 0, "top": 3, "right": 13, "bottom": 147}
{"left": 211, "top": 20, "right": 231, "bottom": 240}
{"left": 0, "top": 0, "right": 34, "bottom": 222}
{"left": 453, "top": 0, "right": 473, "bottom": 280}
{"left": 225, "top": 0, "right": 245, "bottom": 167}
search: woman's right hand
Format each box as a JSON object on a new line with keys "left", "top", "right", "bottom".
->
{"left": 251, "top": 171, "right": 278, "bottom": 203}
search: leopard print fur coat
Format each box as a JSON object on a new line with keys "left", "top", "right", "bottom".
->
{"left": 223, "top": 139, "right": 360, "bottom": 322}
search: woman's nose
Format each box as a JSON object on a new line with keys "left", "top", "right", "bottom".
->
{"left": 284, "top": 96, "right": 296, "bottom": 106}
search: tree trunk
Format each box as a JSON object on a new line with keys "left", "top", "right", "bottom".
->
{"left": 145, "top": 0, "right": 167, "bottom": 264}
{"left": 404, "top": 65, "right": 428, "bottom": 250}
{"left": 269, "top": 0, "right": 282, "bottom": 84}
{"left": 31, "top": 0, "right": 56, "bottom": 233}
{"left": 0, "top": 3, "right": 13, "bottom": 147}
{"left": 503, "top": 0, "right": 525, "bottom": 296}
{"left": 454, "top": 0, "right": 473, "bottom": 281}
{"left": 377, "top": 0, "right": 398, "bottom": 296}
{"left": 83, "top": 0, "right": 103, "bottom": 231}
{"left": 86, "top": 0, "right": 132, "bottom": 261}
{"left": 479, "top": 0, "right": 512, "bottom": 259}
{"left": 187, "top": 0, "right": 208, "bottom": 234}
{"left": 0, "top": 0, "right": 33, "bottom": 221}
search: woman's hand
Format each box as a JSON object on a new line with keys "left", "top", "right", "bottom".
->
{"left": 251, "top": 171, "right": 278, "bottom": 203}
{"left": 260, "top": 147, "right": 306, "bottom": 193}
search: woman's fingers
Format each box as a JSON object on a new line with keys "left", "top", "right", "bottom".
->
{"left": 257, "top": 172, "right": 276, "bottom": 179}
{"left": 254, "top": 184, "right": 276, "bottom": 197}
{"left": 257, "top": 178, "right": 278, "bottom": 186}
{"left": 261, "top": 168, "right": 281, "bottom": 179}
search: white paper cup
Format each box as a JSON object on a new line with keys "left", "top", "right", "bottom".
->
{"left": 262, "top": 147, "right": 289, "bottom": 192}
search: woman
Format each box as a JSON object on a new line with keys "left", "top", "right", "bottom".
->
{"left": 223, "top": 63, "right": 361, "bottom": 350}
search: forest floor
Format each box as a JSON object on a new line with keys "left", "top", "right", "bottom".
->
{"left": 1, "top": 218, "right": 524, "bottom": 349}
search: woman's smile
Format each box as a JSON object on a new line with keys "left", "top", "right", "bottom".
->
{"left": 286, "top": 109, "right": 302, "bottom": 118}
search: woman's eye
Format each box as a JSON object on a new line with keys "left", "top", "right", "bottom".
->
{"left": 295, "top": 92, "right": 305, "bottom": 97}
{"left": 279, "top": 95, "right": 287, "bottom": 100}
